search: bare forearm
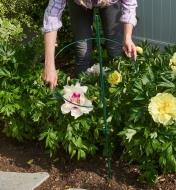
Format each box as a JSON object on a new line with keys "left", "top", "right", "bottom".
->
{"left": 44, "top": 31, "right": 57, "bottom": 68}
{"left": 123, "top": 23, "right": 137, "bottom": 60}
{"left": 123, "top": 23, "right": 133, "bottom": 41}
{"left": 43, "top": 31, "right": 58, "bottom": 89}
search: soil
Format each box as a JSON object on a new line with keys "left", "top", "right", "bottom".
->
{"left": 0, "top": 130, "right": 176, "bottom": 190}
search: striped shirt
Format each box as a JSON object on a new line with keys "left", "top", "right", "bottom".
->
{"left": 43, "top": 0, "right": 138, "bottom": 32}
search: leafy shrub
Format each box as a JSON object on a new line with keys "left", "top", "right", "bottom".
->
{"left": 117, "top": 43, "right": 176, "bottom": 183}
{"left": 1, "top": 1, "right": 176, "bottom": 183}
{"left": 0, "top": 0, "right": 73, "bottom": 44}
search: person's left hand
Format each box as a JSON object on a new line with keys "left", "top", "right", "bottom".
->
{"left": 123, "top": 38, "right": 137, "bottom": 61}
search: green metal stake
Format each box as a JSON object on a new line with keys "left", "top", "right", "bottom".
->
{"left": 94, "top": 9, "right": 112, "bottom": 179}
{"left": 54, "top": 9, "right": 118, "bottom": 180}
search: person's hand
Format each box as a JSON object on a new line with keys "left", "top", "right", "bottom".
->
{"left": 123, "top": 38, "right": 137, "bottom": 61}
{"left": 43, "top": 64, "right": 58, "bottom": 90}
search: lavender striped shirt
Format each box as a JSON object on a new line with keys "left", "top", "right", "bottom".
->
{"left": 43, "top": 0, "right": 138, "bottom": 32}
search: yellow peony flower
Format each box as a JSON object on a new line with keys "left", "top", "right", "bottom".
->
{"left": 169, "top": 52, "right": 176, "bottom": 72}
{"left": 107, "top": 71, "right": 122, "bottom": 85}
{"left": 148, "top": 93, "right": 176, "bottom": 126}
{"left": 136, "top": 46, "right": 143, "bottom": 55}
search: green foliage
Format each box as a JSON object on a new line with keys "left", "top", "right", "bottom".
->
{"left": 0, "top": 0, "right": 73, "bottom": 44}
{"left": 117, "top": 43, "right": 176, "bottom": 183}
{"left": 1, "top": 0, "right": 176, "bottom": 183}
{"left": 0, "top": 0, "right": 48, "bottom": 27}
{"left": 1, "top": 28, "right": 176, "bottom": 182}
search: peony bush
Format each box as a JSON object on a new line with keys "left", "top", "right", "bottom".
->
{"left": 1, "top": 3, "right": 176, "bottom": 181}
{"left": 1, "top": 29, "right": 176, "bottom": 183}
{"left": 117, "top": 45, "right": 176, "bottom": 183}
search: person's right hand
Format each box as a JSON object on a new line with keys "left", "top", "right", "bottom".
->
{"left": 43, "top": 64, "right": 58, "bottom": 90}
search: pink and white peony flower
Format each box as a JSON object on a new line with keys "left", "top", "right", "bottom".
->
{"left": 61, "top": 83, "right": 93, "bottom": 119}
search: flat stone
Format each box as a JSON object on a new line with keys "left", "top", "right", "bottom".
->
{"left": 0, "top": 171, "right": 49, "bottom": 190}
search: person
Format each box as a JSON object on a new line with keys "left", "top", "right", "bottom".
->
{"left": 43, "top": 0, "right": 138, "bottom": 89}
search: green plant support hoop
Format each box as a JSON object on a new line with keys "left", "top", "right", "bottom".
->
{"left": 54, "top": 9, "right": 122, "bottom": 179}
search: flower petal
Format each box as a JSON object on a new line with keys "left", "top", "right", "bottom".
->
{"left": 61, "top": 103, "right": 71, "bottom": 114}
{"left": 71, "top": 107, "right": 83, "bottom": 119}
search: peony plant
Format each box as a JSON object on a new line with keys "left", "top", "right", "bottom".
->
{"left": 1, "top": 35, "right": 176, "bottom": 183}
{"left": 118, "top": 43, "right": 176, "bottom": 183}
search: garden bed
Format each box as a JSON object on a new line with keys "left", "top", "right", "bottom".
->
{"left": 0, "top": 130, "right": 176, "bottom": 190}
{"left": 1, "top": 7, "right": 176, "bottom": 187}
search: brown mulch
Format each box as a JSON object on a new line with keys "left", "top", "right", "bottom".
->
{"left": 0, "top": 129, "right": 176, "bottom": 190}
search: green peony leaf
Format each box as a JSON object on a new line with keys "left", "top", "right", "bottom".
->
{"left": 125, "top": 129, "right": 137, "bottom": 142}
